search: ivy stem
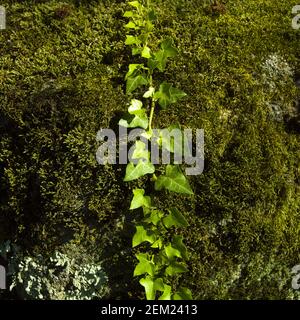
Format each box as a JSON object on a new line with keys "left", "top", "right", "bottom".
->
{"left": 148, "top": 74, "right": 155, "bottom": 132}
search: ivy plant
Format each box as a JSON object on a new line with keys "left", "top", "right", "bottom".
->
{"left": 120, "top": 0, "right": 193, "bottom": 300}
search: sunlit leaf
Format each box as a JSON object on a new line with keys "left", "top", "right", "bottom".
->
{"left": 124, "top": 160, "right": 155, "bottom": 181}
{"left": 130, "top": 188, "right": 151, "bottom": 210}
{"left": 126, "top": 74, "right": 148, "bottom": 93}
{"left": 158, "top": 284, "right": 172, "bottom": 300}
{"left": 155, "top": 165, "right": 193, "bottom": 195}
{"left": 139, "top": 277, "right": 165, "bottom": 300}
{"left": 132, "top": 225, "right": 156, "bottom": 247}
{"left": 142, "top": 46, "right": 151, "bottom": 59}
{"left": 134, "top": 253, "right": 155, "bottom": 276}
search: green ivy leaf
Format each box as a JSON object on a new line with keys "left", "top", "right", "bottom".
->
{"left": 164, "top": 235, "right": 188, "bottom": 260}
{"left": 132, "top": 47, "right": 142, "bottom": 55}
{"left": 124, "top": 160, "right": 155, "bottom": 181}
{"left": 119, "top": 99, "right": 149, "bottom": 129}
{"left": 132, "top": 140, "right": 149, "bottom": 162}
{"left": 126, "top": 75, "right": 148, "bottom": 94}
{"left": 172, "top": 287, "right": 193, "bottom": 300}
{"left": 125, "top": 21, "right": 138, "bottom": 29}
{"left": 155, "top": 165, "right": 193, "bottom": 195}
{"left": 125, "top": 64, "right": 144, "bottom": 80}
{"left": 143, "top": 86, "right": 155, "bottom": 98}
{"left": 163, "top": 207, "right": 189, "bottom": 228}
{"left": 123, "top": 11, "right": 134, "bottom": 17}
{"left": 158, "top": 284, "right": 172, "bottom": 300}
{"left": 134, "top": 253, "right": 155, "bottom": 277}
{"left": 130, "top": 189, "right": 151, "bottom": 210}
{"left": 154, "top": 82, "right": 187, "bottom": 109}
{"left": 142, "top": 46, "right": 151, "bottom": 59}
{"left": 132, "top": 225, "right": 156, "bottom": 247}
{"left": 125, "top": 35, "right": 141, "bottom": 46}
{"left": 128, "top": 1, "right": 142, "bottom": 9}
{"left": 165, "top": 262, "right": 188, "bottom": 276}
{"left": 139, "top": 277, "right": 165, "bottom": 300}
{"left": 144, "top": 209, "right": 164, "bottom": 225}
{"left": 154, "top": 38, "right": 178, "bottom": 71}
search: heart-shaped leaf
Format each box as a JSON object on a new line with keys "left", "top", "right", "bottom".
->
{"left": 124, "top": 160, "right": 155, "bottom": 181}
{"left": 130, "top": 189, "right": 151, "bottom": 210}
{"left": 154, "top": 82, "right": 187, "bottom": 109}
{"left": 164, "top": 235, "right": 188, "bottom": 260}
{"left": 131, "top": 140, "right": 149, "bottom": 162}
{"left": 132, "top": 225, "right": 156, "bottom": 247}
{"left": 125, "top": 35, "right": 141, "bottom": 46}
{"left": 155, "top": 165, "right": 193, "bottom": 195}
{"left": 142, "top": 46, "right": 151, "bottom": 59}
{"left": 139, "top": 277, "right": 165, "bottom": 300}
{"left": 158, "top": 284, "right": 172, "bottom": 300}
{"left": 154, "top": 38, "right": 178, "bottom": 71}
{"left": 119, "top": 99, "right": 148, "bottom": 129}
{"left": 126, "top": 74, "right": 148, "bottom": 93}
{"left": 125, "top": 64, "right": 144, "bottom": 80}
{"left": 163, "top": 207, "right": 189, "bottom": 228}
{"left": 134, "top": 253, "right": 155, "bottom": 276}
{"left": 144, "top": 209, "right": 164, "bottom": 226}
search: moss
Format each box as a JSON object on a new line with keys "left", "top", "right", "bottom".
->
{"left": 0, "top": 0, "right": 300, "bottom": 299}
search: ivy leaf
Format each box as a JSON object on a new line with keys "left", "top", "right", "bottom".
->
{"left": 139, "top": 277, "right": 165, "bottom": 300}
{"left": 132, "top": 47, "right": 142, "bottom": 55}
{"left": 173, "top": 287, "right": 193, "bottom": 300}
{"left": 150, "top": 237, "right": 163, "bottom": 249}
{"left": 148, "top": 58, "right": 159, "bottom": 70}
{"left": 154, "top": 38, "right": 178, "bottom": 71}
{"left": 158, "top": 284, "right": 172, "bottom": 300}
{"left": 132, "top": 225, "right": 156, "bottom": 247}
{"left": 119, "top": 99, "right": 149, "bottom": 129}
{"left": 130, "top": 189, "right": 151, "bottom": 210}
{"left": 142, "top": 46, "right": 151, "bottom": 59}
{"left": 125, "top": 21, "right": 138, "bottom": 29}
{"left": 126, "top": 75, "right": 148, "bottom": 94}
{"left": 124, "top": 160, "right": 155, "bottom": 181}
{"left": 119, "top": 111, "right": 148, "bottom": 129}
{"left": 163, "top": 207, "right": 189, "bottom": 228}
{"left": 164, "top": 235, "right": 188, "bottom": 260}
{"left": 134, "top": 253, "right": 155, "bottom": 277}
{"left": 132, "top": 140, "right": 149, "bottom": 162}
{"left": 144, "top": 209, "right": 164, "bottom": 225}
{"left": 123, "top": 11, "right": 134, "bottom": 17}
{"left": 154, "top": 82, "right": 187, "bottom": 109}
{"left": 165, "top": 262, "right": 188, "bottom": 276}
{"left": 143, "top": 86, "right": 155, "bottom": 98}
{"left": 125, "top": 35, "right": 141, "bottom": 46}
{"left": 128, "top": 1, "right": 142, "bottom": 9}
{"left": 155, "top": 165, "right": 193, "bottom": 195}
{"left": 125, "top": 64, "right": 144, "bottom": 80}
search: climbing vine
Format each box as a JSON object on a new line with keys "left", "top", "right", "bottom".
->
{"left": 120, "top": 0, "right": 193, "bottom": 300}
